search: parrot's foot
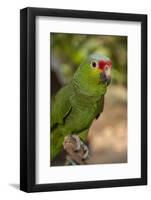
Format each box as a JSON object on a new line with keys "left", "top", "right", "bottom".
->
{"left": 63, "top": 135, "right": 89, "bottom": 164}
{"left": 71, "top": 135, "right": 89, "bottom": 160}
{"left": 70, "top": 135, "right": 81, "bottom": 151}
{"left": 82, "top": 143, "right": 89, "bottom": 160}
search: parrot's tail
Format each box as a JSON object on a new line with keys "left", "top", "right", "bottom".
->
{"left": 50, "top": 128, "right": 65, "bottom": 162}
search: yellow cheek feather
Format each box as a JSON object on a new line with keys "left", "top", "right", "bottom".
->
{"left": 91, "top": 68, "right": 102, "bottom": 84}
{"left": 92, "top": 68, "right": 102, "bottom": 75}
{"left": 97, "top": 68, "right": 102, "bottom": 73}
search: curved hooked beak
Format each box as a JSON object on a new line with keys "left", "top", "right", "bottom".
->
{"left": 100, "top": 66, "right": 111, "bottom": 86}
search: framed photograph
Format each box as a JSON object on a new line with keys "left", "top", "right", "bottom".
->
{"left": 20, "top": 7, "right": 147, "bottom": 192}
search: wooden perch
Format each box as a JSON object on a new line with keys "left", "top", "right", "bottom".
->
{"left": 63, "top": 135, "right": 89, "bottom": 165}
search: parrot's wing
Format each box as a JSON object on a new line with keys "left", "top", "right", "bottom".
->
{"left": 51, "top": 85, "right": 72, "bottom": 129}
{"left": 95, "top": 95, "right": 104, "bottom": 119}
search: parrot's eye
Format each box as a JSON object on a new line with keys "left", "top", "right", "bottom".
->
{"left": 91, "top": 61, "right": 97, "bottom": 68}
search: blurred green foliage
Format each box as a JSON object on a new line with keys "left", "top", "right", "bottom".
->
{"left": 51, "top": 33, "right": 127, "bottom": 86}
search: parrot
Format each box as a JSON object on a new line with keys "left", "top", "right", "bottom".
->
{"left": 51, "top": 54, "right": 112, "bottom": 162}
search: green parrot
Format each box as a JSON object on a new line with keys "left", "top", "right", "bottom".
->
{"left": 51, "top": 54, "right": 112, "bottom": 161}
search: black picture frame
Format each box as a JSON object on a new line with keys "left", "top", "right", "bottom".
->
{"left": 20, "top": 7, "right": 147, "bottom": 192}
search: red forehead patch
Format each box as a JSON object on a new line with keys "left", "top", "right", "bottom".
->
{"left": 99, "top": 60, "right": 112, "bottom": 70}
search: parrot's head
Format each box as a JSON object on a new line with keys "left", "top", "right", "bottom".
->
{"left": 73, "top": 54, "right": 112, "bottom": 97}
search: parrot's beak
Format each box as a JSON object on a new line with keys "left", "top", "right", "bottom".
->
{"left": 106, "top": 77, "right": 111, "bottom": 86}
{"left": 100, "top": 66, "right": 111, "bottom": 86}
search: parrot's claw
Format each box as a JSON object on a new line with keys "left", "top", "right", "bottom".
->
{"left": 71, "top": 135, "right": 89, "bottom": 160}
{"left": 71, "top": 135, "right": 81, "bottom": 151}
{"left": 81, "top": 143, "right": 89, "bottom": 160}
{"left": 71, "top": 135, "right": 89, "bottom": 159}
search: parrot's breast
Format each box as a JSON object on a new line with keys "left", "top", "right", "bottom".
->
{"left": 64, "top": 95, "right": 100, "bottom": 133}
